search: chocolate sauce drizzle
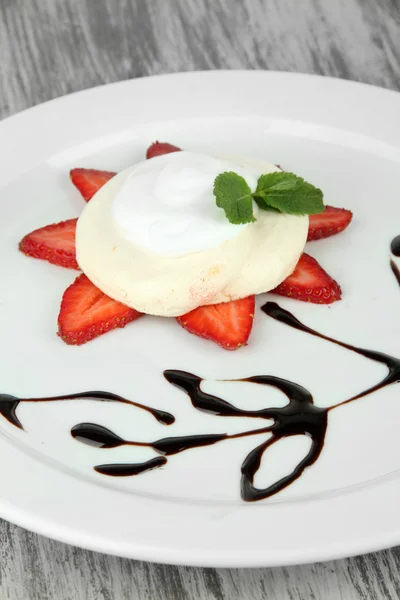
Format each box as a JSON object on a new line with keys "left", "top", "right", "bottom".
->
{"left": 165, "top": 370, "right": 328, "bottom": 501}
{"left": 391, "top": 260, "right": 400, "bottom": 287}
{"left": 95, "top": 457, "right": 167, "bottom": 477}
{"left": 391, "top": 235, "right": 400, "bottom": 286}
{"left": 69, "top": 302, "right": 400, "bottom": 502}
{"left": 0, "top": 390, "right": 175, "bottom": 430}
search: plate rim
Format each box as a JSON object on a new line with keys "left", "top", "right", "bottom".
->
{"left": 1, "top": 69, "right": 400, "bottom": 567}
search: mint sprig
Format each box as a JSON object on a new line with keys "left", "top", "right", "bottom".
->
{"left": 214, "top": 171, "right": 324, "bottom": 224}
{"left": 213, "top": 172, "right": 256, "bottom": 224}
{"left": 254, "top": 172, "right": 324, "bottom": 215}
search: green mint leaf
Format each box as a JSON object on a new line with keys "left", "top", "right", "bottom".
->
{"left": 254, "top": 172, "right": 324, "bottom": 215}
{"left": 213, "top": 171, "right": 256, "bottom": 224}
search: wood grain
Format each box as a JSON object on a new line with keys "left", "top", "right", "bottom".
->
{"left": 1, "top": 0, "right": 400, "bottom": 598}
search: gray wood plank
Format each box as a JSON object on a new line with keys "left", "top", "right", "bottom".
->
{"left": 1, "top": 0, "right": 400, "bottom": 598}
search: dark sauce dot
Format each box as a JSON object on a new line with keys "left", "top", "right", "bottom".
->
{"left": 391, "top": 235, "right": 400, "bottom": 257}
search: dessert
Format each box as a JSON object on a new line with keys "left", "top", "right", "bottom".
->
{"left": 76, "top": 152, "right": 309, "bottom": 316}
{"left": 19, "top": 141, "right": 353, "bottom": 348}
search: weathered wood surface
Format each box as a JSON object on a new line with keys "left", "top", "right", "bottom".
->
{"left": 1, "top": 0, "right": 400, "bottom": 598}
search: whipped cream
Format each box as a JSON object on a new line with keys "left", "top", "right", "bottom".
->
{"left": 112, "top": 152, "right": 261, "bottom": 257}
{"left": 76, "top": 153, "right": 308, "bottom": 317}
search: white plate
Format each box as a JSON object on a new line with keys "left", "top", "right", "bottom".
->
{"left": 0, "top": 71, "right": 400, "bottom": 568}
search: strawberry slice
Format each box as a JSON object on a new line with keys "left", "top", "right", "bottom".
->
{"left": 146, "top": 141, "right": 181, "bottom": 159}
{"left": 19, "top": 218, "right": 78, "bottom": 269}
{"left": 272, "top": 253, "right": 341, "bottom": 304}
{"left": 70, "top": 168, "right": 116, "bottom": 202}
{"left": 58, "top": 274, "right": 142, "bottom": 345}
{"left": 177, "top": 296, "right": 255, "bottom": 350}
{"left": 307, "top": 206, "right": 353, "bottom": 241}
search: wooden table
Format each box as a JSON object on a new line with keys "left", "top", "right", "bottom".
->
{"left": 1, "top": 0, "right": 400, "bottom": 598}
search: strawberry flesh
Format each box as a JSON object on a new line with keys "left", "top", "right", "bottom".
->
{"left": 272, "top": 253, "right": 341, "bottom": 304}
{"left": 146, "top": 141, "right": 181, "bottom": 159}
{"left": 19, "top": 218, "right": 79, "bottom": 269}
{"left": 70, "top": 168, "right": 116, "bottom": 202}
{"left": 177, "top": 296, "right": 255, "bottom": 350}
{"left": 308, "top": 205, "right": 353, "bottom": 241}
{"left": 58, "top": 274, "right": 142, "bottom": 345}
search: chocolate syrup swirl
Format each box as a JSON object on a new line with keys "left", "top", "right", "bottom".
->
{"left": 71, "top": 371, "right": 327, "bottom": 501}
{"left": 70, "top": 301, "right": 400, "bottom": 502}
{"left": 0, "top": 391, "right": 174, "bottom": 430}
{"left": 390, "top": 236, "right": 400, "bottom": 286}
{"left": 262, "top": 302, "right": 400, "bottom": 407}
{"left": 95, "top": 457, "right": 167, "bottom": 477}
{"left": 71, "top": 421, "right": 231, "bottom": 454}
{"left": 391, "top": 260, "right": 400, "bottom": 287}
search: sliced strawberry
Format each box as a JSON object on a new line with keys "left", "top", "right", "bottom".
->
{"left": 19, "top": 218, "right": 78, "bottom": 269}
{"left": 272, "top": 253, "right": 341, "bottom": 304}
{"left": 58, "top": 274, "right": 142, "bottom": 345}
{"left": 307, "top": 206, "right": 353, "bottom": 241}
{"left": 70, "top": 168, "right": 116, "bottom": 202}
{"left": 177, "top": 296, "right": 255, "bottom": 350}
{"left": 146, "top": 141, "right": 181, "bottom": 159}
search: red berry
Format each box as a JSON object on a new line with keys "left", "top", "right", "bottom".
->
{"left": 308, "top": 206, "right": 353, "bottom": 241}
{"left": 70, "top": 168, "right": 116, "bottom": 202}
{"left": 177, "top": 296, "right": 255, "bottom": 350}
{"left": 272, "top": 253, "right": 342, "bottom": 304}
{"left": 58, "top": 274, "right": 143, "bottom": 345}
{"left": 19, "top": 218, "right": 78, "bottom": 269}
{"left": 146, "top": 141, "right": 181, "bottom": 159}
